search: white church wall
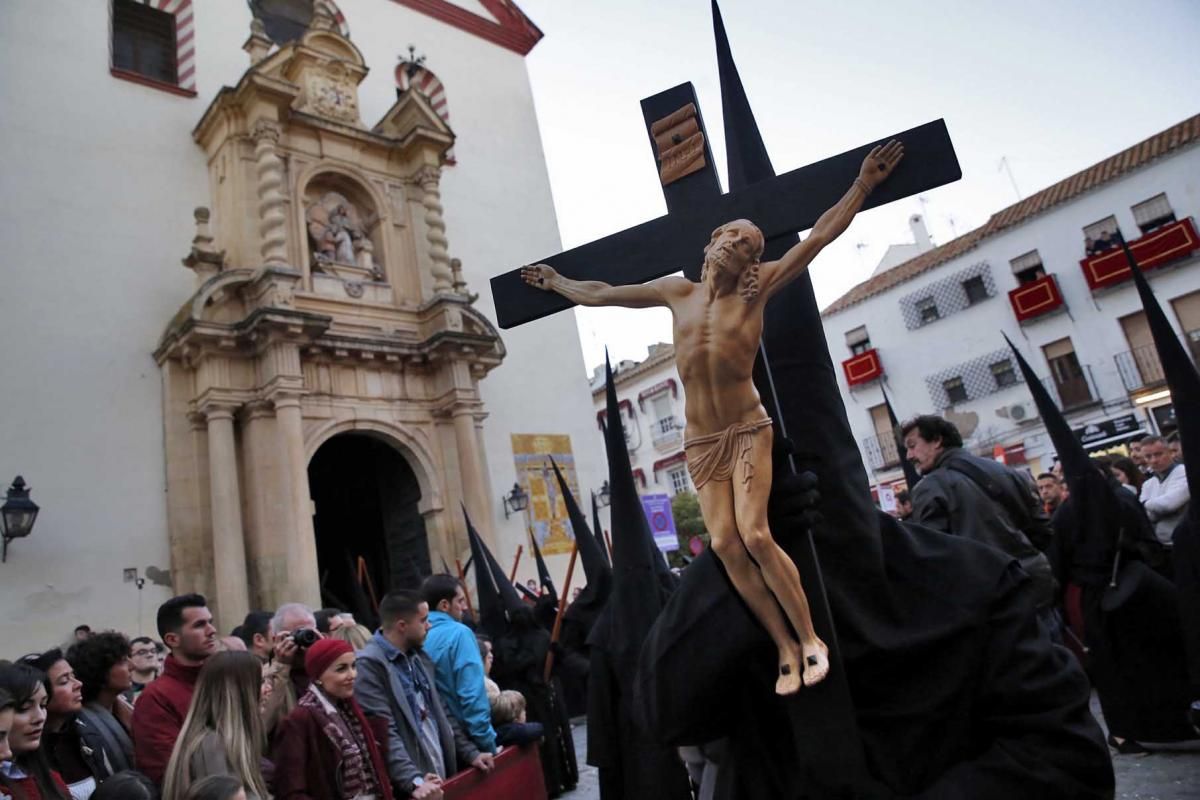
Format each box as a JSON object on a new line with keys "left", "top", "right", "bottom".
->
{"left": 0, "top": 0, "right": 602, "bottom": 649}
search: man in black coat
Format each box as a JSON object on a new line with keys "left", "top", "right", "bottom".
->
{"left": 903, "top": 415, "right": 1056, "bottom": 613}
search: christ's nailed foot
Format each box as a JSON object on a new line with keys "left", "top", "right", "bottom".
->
{"left": 776, "top": 642, "right": 804, "bottom": 695}
{"left": 802, "top": 639, "right": 830, "bottom": 687}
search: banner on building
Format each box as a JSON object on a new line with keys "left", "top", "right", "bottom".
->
{"left": 510, "top": 434, "right": 579, "bottom": 555}
{"left": 640, "top": 493, "right": 679, "bottom": 553}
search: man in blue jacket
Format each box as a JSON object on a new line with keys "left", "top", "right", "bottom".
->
{"left": 420, "top": 574, "right": 497, "bottom": 754}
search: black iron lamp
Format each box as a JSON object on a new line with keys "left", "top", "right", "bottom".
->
{"left": 594, "top": 480, "right": 612, "bottom": 508}
{"left": 1, "top": 476, "right": 39, "bottom": 563}
{"left": 502, "top": 482, "right": 529, "bottom": 519}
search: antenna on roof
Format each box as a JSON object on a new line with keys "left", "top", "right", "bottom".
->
{"left": 855, "top": 242, "right": 869, "bottom": 271}
{"left": 997, "top": 156, "right": 1023, "bottom": 201}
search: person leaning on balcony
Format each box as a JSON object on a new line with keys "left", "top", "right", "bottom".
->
{"left": 1139, "top": 435, "right": 1189, "bottom": 548}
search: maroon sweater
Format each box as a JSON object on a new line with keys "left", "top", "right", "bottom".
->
{"left": 271, "top": 704, "right": 394, "bottom": 800}
{"left": 131, "top": 655, "right": 203, "bottom": 785}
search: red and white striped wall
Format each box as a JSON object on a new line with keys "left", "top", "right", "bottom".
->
{"left": 143, "top": 0, "right": 195, "bottom": 90}
{"left": 131, "top": 0, "right": 353, "bottom": 93}
{"left": 395, "top": 64, "right": 455, "bottom": 163}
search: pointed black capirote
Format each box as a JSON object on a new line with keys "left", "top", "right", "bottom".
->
{"left": 598, "top": 352, "right": 670, "bottom": 662}
{"left": 882, "top": 386, "right": 921, "bottom": 489}
{"left": 464, "top": 506, "right": 523, "bottom": 622}
{"left": 591, "top": 493, "right": 611, "bottom": 566}
{"left": 1003, "top": 334, "right": 1092, "bottom": 480}
{"left": 464, "top": 506, "right": 507, "bottom": 640}
{"left": 551, "top": 459, "right": 612, "bottom": 588}
{"left": 528, "top": 528, "right": 557, "bottom": 604}
{"left": 1121, "top": 237, "right": 1200, "bottom": 510}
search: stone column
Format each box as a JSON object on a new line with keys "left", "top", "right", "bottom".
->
{"left": 273, "top": 394, "right": 322, "bottom": 608}
{"left": 452, "top": 406, "right": 494, "bottom": 547}
{"left": 416, "top": 166, "right": 454, "bottom": 293}
{"left": 203, "top": 405, "right": 251, "bottom": 630}
{"left": 254, "top": 120, "right": 289, "bottom": 266}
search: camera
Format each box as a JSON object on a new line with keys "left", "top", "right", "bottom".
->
{"left": 291, "top": 628, "right": 320, "bottom": 649}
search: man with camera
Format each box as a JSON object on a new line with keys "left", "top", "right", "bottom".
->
{"left": 262, "top": 602, "right": 324, "bottom": 734}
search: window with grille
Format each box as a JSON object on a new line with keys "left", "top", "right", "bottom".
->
{"left": 1132, "top": 193, "right": 1176, "bottom": 235}
{"left": 668, "top": 467, "right": 690, "bottom": 495}
{"left": 112, "top": 0, "right": 178, "bottom": 84}
{"left": 943, "top": 376, "right": 967, "bottom": 404}
{"left": 1083, "top": 216, "right": 1121, "bottom": 255}
{"left": 990, "top": 360, "right": 1017, "bottom": 388}
{"left": 962, "top": 276, "right": 989, "bottom": 305}
{"left": 917, "top": 297, "right": 940, "bottom": 324}
{"left": 845, "top": 325, "right": 871, "bottom": 355}
{"left": 1010, "top": 250, "right": 1046, "bottom": 285}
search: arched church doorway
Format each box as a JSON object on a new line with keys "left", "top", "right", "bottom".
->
{"left": 307, "top": 433, "right": 431, "bottom": 627}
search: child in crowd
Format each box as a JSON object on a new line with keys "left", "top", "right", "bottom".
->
{"left": 490, "top": 689, "right": 543, "bottom": 747}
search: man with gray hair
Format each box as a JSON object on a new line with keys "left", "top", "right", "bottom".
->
{"left": 263, "top": 602, "right": 323, "bottom": 733}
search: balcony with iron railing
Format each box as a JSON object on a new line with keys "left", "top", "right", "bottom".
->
{"left": 651, "top": 415, "right": 683, "bottom": 451}
{"left": 1114, "top": 345, "right": 1166, "bottom": 394}
{"left": 1079, "top": 217, "right": 1200, "bottom": 291}
{"left": 1040, "top": 363, "right": 1100, "bottom": 412}
{"left": 862, "top": 431, "right": 901, "bottom": 472}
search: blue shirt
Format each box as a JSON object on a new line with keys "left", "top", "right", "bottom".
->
{"left": 422, "top": 611, "right": 497, "bottom": 753}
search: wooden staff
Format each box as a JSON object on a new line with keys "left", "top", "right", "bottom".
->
{"left": 508, "top": 544, "right": 524, "bottom": 584}
{"left": 456, "top": 558, "right": 474, "bottom": 618}
{"left": 604, "top": 530, "right": 614, "bottom": 562}
{"left": 355, "top": 557, "right": 380, "bottom": 614}
{"left": 543, "top": 541, "right": 579, "bottom": 682}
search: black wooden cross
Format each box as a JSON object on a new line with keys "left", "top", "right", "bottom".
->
{"left": 491, "top": 12, "right": 961, "bottom": 795}
{"left": 490, "top": 120, "right": 958, "bottom": 328}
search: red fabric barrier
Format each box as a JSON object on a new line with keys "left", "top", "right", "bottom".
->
{"left": 442, "top": 744, "right": 547, "bottom": 800}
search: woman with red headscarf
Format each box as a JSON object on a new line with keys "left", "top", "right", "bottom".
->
{"left": 271, "top": 639, "right": 393, "bottom": 800}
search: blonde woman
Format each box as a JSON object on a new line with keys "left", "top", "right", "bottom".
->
{"left": 329, "top": 624, "right": 371, "bottom": 652}
{"left": 162, "top": 652, "right": 270, "bottom": 800}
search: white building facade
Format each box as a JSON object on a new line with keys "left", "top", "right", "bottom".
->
{"left": 0, "top": 0, "right": 605, "bottom": 650}
{"left": 588, "top": 344, "right": 691, "bottom": 526}
{"left": 821, "top": 115, "right": 1200, "bottom": 497}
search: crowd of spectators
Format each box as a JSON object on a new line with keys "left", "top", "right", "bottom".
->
{"left": 1, "top": 574, "right": 545, "bottom": 800}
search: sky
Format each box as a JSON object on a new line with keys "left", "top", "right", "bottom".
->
{"left": 513, "top": 0, "right": 1200, "bottom": 374}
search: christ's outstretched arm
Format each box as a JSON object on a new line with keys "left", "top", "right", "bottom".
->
{"left": 522, "top": 264, "right": 687, "bottom": 309}
{"left": 759, "top": 140, "right": 904, "bottom": 300}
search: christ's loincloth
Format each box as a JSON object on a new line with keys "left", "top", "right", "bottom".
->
{"left": 684, "top": 418, "right": 773, "bottom": 491}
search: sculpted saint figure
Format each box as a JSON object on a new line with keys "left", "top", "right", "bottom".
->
{"left": 523, "top": 141, "right": 904, "bottom": 693}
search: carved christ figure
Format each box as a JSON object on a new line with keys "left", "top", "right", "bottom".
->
{"left": 523, "top": 141, "right": 904, "bottom": 693}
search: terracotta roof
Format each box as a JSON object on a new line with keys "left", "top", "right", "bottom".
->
{"left": 821, "top": 113, "right": 1200, "bottom": 317}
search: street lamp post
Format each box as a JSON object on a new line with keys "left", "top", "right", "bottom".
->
{"left": 1, "top": 476, "right": 40, "bottom": 563}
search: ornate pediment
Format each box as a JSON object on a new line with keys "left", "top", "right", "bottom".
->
{"left": 374, "top": 88, "right": 455, "bottom": 152}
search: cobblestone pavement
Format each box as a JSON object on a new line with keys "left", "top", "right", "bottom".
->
{"left": 560, "top": 697, "right": 1200, "bottom": 800}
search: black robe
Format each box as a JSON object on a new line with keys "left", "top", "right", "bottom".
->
{"left": 587, "top": 606, "right": 694, "bottom": 800}
{"left": 635, "top": 512, "right": 1114, "bottom": 799}
{"left": 1052, "top": 488, "right": 1195, "bottom": 743}
{"left": 492, "top": 611, "right": 579, "bottom": 796}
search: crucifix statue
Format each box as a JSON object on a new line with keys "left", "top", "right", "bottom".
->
{"left": 492, "top": 3, "right": 959, "bottom": 787}
{"left": 523, "top": 142, "right": 904, "bottom": 692}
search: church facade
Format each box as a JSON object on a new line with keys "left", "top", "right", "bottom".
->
{"left": 0, "top": 0, "right": 604, "bottom": 647}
